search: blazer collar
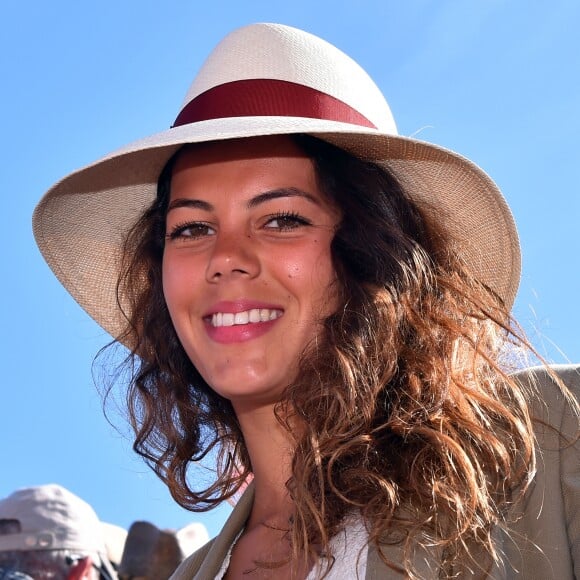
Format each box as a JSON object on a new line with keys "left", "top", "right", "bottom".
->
{"left": 194, "top": 483, "right": 255, "bottom": 578}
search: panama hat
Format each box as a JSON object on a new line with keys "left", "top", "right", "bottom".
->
{"left": 33, "top": 22, "right": 520, "bottom": 341}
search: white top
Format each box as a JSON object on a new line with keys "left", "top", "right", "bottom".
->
{"left": 215, "top": 513, "right": 369, "bottom": 579}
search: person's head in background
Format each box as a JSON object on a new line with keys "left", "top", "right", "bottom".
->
{"left": 0, "top": 485, "right": 121, "bottom": 580}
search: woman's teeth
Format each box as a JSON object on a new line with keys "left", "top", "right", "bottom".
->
{"left": 210, "top": 309, "right": 282, "bottom": 327}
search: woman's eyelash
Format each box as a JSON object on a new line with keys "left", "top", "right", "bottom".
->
{"left": 265, "top": 211, "right": 312, "bottom": 229}
{"left": 166, "top": 221, "right": 214, "bottom": 240}
{"left": 166, "top": 212, "right": 311, "bottom": 240}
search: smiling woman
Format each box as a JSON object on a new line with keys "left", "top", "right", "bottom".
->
{"left": 33, "top": 23, "right": 579, "bottom": 580}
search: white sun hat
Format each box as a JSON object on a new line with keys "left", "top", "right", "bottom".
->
{"left": 0, "top": 485, "right": 108, "bottom": 555}
{"left": 32, "top": 22, "right": 520, "bottom": 340}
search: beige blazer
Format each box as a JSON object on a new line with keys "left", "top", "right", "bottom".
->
{"left": 170, "top": 365, "right": 580, "bottom": 579}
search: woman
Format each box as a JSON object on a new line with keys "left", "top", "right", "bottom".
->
{"left": 33, "top": 23, "right": 579, "bottom": 579}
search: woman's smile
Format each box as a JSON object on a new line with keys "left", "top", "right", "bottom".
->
{"left": 162, "top": 135, "right": 340, "bottom": 405}
{"left": 203, "top": 300, "right": 284, "bottom": 343}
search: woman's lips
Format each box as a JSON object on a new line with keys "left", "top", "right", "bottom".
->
{"left": 203, "top": 302, "right": 284, "bottom": 343}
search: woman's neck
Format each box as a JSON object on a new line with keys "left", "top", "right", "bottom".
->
{"left": 233, "top": 400, "right": 297, "bottom": 530}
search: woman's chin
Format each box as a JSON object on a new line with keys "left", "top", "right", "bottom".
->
{"left": 208, "top": 377, "right": 290, "bottom": 410}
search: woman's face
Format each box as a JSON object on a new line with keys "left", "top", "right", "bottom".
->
{"left": 162, "top": 136, "right": 340, "bottom": 409}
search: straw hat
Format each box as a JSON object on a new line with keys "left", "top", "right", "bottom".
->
{"left": 33, "top": 22, "right": 520, "bottom": 340}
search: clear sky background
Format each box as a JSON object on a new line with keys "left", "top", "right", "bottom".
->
{"left": 1, "top": 0, "right": 579, "bottom": 543}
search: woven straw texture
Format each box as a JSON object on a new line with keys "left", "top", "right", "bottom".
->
{"left": 33, "top": 23, "right": 520, "bottom": 340}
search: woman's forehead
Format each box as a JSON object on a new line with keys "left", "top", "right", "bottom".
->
{"left": 173, "top": 135, "right": 310, "bottom": 172}
{"left": 168, "top": 136, "right": 326, "bottom": 207}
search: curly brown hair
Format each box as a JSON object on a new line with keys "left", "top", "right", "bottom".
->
{"left": 114, "top": 134, "right": 538, "bottom": 578}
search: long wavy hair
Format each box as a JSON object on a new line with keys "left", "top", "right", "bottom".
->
{"left": 115, "top": 134, "right": 539, "bottom": 577}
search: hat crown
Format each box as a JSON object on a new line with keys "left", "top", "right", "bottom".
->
{"left": 0, "top": 485, "right": 107, "bottom": 554}
{"left": 179, "top": 23, "right": 397, "bottom": 134}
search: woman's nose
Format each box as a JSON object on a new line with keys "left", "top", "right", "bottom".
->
{"left": 205, "top": 230, "right": 261, "bottom": 282}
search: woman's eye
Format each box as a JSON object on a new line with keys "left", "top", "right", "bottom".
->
{"left": 264, "top": 212, "right": 312, "bottom": 231}
{"left": 167, "top": 222, "right": 216, "bottom": 240}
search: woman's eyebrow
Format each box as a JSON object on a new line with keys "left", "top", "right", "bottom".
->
{"left": 167, "top": 188, "right": 319, "bottom": 213}
{"left": 246, "top": 187, "right": 319, "bottom": 208}
{"left": 167, "top": 198, "right": 213, "bottom": 213}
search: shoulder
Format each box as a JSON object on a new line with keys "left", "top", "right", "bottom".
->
{"left": 511, "top": 362, "right": 580, "bottom": 394}
{"left": 511, "top": 363, "right": 580, "bottom": 436}
{"left": 501, "top": 364, "right": 580, "bottom": 579}
{"left": 510, "top": 363, "right": 579, "bottom": 481}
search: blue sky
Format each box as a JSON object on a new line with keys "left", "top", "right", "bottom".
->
{"left": 2, "top": 1, "right": 579, "bottom": 542}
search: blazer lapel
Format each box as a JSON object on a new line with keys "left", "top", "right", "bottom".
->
{"left": 193, "top": 483, "right": 255, "bottom": 579}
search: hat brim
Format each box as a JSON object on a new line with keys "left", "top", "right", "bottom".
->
{"left": 33, "top": 116, "right": 520, "bottom": 341}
